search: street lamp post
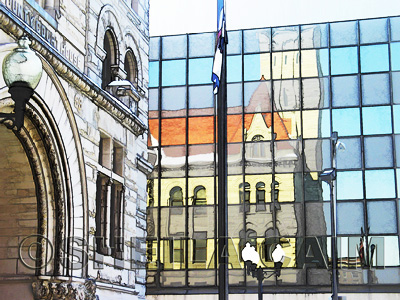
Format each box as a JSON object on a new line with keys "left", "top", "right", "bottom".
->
{"left": 1, "top": 36, "right": 43, "bottom": 131}
{"left": 242, "top": 242, "right": 284, "bottom": 300}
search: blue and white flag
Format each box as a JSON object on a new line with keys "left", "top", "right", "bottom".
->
{"left": 211, "top": 0, "right": 226, "bottom": 95}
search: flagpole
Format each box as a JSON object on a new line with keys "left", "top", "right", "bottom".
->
{"left": 217, "top": 2, "right": 228, "bottom": 300}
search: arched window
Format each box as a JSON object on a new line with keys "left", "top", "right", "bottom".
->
{"left": 124, "top": 50, "right": 138, "bottom": 86}
{"left": 193, "top": 185, "right": 206, "bottom": 205}
{"left": 256, "top": 182, "right": 265, "bottom": 204}
{"left": 169, "top": 186, "right": 183, "bottom": 206}
{"left": 102, "top": 30, "right": 118, "bottom": 89}
{"left": 239, "top": 182, "right": 250, "bottom": 203}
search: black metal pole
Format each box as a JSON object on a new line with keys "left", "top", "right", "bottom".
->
{"left": 330, "top": 132, "right": 338, "bottom": 300}
{"left": 257, "top": 268, "right": 263, "bottom": 300}
{"left": 217, "top": 30, "right": 228, "bottom": 300}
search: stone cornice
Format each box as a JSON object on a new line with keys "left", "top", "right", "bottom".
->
{"left": 0, "top": 4, "right": 147, "bottom": 136}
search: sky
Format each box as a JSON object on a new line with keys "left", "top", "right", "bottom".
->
{"left": 149, "top": 0, "right": 400, "bottom": 37}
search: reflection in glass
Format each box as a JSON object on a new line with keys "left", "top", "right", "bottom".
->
{"left": 368, "top": 201, "right": 397, "bottom": 234}
{"left": 149, "top": 61, "right": 159, "bottom": 87}
{"left": 244, "top": 54, "right": 271, "bottom": 81}
{"left": 360, "top": 18, "right": 388, "bottom": 44}
{"left": 273, "top": 79, "right": 300, "bottom": 110}
{"left": 245, "top": 141, "right": 272, "bottom": 174}
{"left": 162, "top": 60, "right": 186, "bottom": 86}
{"left": 362, "top": 73, "right": 390, "bottom": 105}
{"left": 365, "top": 169, "right": 395, "bottom": 199}
{"left": 149, "top": 37, "right": 160, "bottom": 60}
{"left": 244, "top": 28, "right": 271, "bottom": 53}
{"left": 162, "top": 86, "right": 186, "bottom": 117}
{"left": 162, "top": 35, "right": 187, "bottom": 59}
{"left": 301, "top": 49, "right": 329, "bottom": 77}
{"left": 161, "top": 146, "right": 186, "bottom": 178}
{"left": 227, "top": 30, "right": 242, "bottom": 55}
{"left": 189, "top": 32, "right": 215, "bottom": 57}
{"left": 149, "top": 88, "right": 159, "bottom": 119}
{"left": 332, "top": 75, "right": 359, "bottom": 107}
{"left": 337, "top": 171, "right": 363, "bottom": 200}
{"left": 332, "top": 108, "right": 361, "bottom": 136}
{"left": 228, "top": 143, "right": 243, "bottom": 175}
{"left": 188, "top": 144, "right": 214, "bottom": 177}
{"left": 330, "top": 47, "right": 358, "bottom": 75}
{"left": 304, "top": 139, "right": 330, "bottom": 171}
{"left": 301, "top": 24, "right": 328, "bottom": 49}
{"left": 392, "top": 72, "right": 400, "bottom": 104}
{"left": 161, "top": 118, "right": 186, "bottom": 146}
{"left": 275, "top": 140, "right": 301, "bottom": 173}
{"left": 360, "top": 44, "right": 389, "bottom": 73}
{"left": 302, "top": 109, "right": 330, "bottom": 139}
{"left": 272, "top": 51, "right": 300, "bottom": 79}
{"left": 330, "top": 21, "right": 358, "bottom": 46}
{"left": 364, "top": 136, "right": 393, "bottom": 168}
{"left": 302, "top": 78, "right": 330, "bottom": 109}
{"left": 337, "top": 202, "right": 364, "bottom": 234}
{"left": 391, "top": 17, "right": 400, "bottom": 41}
{"left": 227, "top": 83, "right": 242, "bottom": 114}
{"left": 390, "top": 42, "right": 400, "bottom": 71}
{"left": 244, "top": 81, "right": 271, "bottom": 113}
{"left": 189, "top": 57, "right": 214, "bottom": 85}
{"left": 188, "top": 116, "right": 214, "bottom": 144}
{"left": 394, "top": 105, "right": 400, "bottom": 134}
{"left": 148, "top": 119, "right": 159, "bottom": 147}
{"left": 189, "top": 85, "right": 214, "bottom": 116}
{"left": 227, "top": 55, "right": 242, "bottom": 83}
{"left": 305, "top": 202, "right": 330, "bottom": 236}
{"left": 272, "top": 26, "right": 299, "bottom": 51}
{"left": 336, "top": 138, "right": 361, "bottom": 169}
{"left": 362, "top": 106, "right": 392, "bottom": 135}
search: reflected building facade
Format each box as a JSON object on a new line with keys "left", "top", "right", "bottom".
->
{"left": 147, "top": 16, "right": 400, "bottom": 298}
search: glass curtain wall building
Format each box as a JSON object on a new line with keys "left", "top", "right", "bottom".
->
{"left": 147, "top": 16, "right": 400, "bottom": 295}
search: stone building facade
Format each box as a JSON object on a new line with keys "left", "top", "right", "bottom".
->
{"left": 0, "top": 0, "right": 150, "bottom": 299}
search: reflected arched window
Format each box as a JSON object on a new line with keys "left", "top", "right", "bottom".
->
{"left": 256, "top": 182, "right": 265, "bottom": 204}
{"left": 239, "top": 182, "right": 250, "bottom": 203}
{"left": 193, "top": 185, "right": 206, "bottom": 205}
{"left": 124, "top": 50, "right": 138, "bottom": 86}
{"left": 102, "top": 30, "right": 118, "bottom": 89}
{"left": 169, "top": 186, "right": 183, "bottom": 206}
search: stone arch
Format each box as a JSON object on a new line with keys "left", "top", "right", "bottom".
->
{"left": 123, "top": 32, "right": 143, "bottom": 86}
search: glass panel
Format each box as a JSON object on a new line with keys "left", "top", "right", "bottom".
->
{"left": 149, "top": 37, "right": 160, "bottom": 60}
{"left": 332, "top": 108, "right": 361, "bottom": 137}
{"left": 160, "top": 146, "right": 186, "bottom": 178}
{"left": 149, "top": 61, "right": 159, "bottom": 87}
{"left": 360, "top": 18, "right": 388, "bottom": 44}
{"left": 275, "top": 111, "right": 301, "bottom": 139}
{"left": 368, "top": 201, "right": 397, "bottom": 234}
{"left": 228, "top": 114, "right": 243, "bottom": 143}
{"left": 189, "top": 57, "right": 213, "bottom": 85}
{"left": 272, "top": 26, "right": 299, "bottom": 51}
{"left": 305, "top": 203, "right": 331, "bottom": 236}
{"left": 189, "top": 85, "right": 214, "bottom": 116}
{"left": 162, "top": 35, "right": 187, "bottom": 59}
{"left": 244, "top": 28, "right": 271, "bottom": 53}
{"left": 227, "top": 55, "right": 242, "bottom": 83}
{"left": 273, "top": 79, "right": 300, "bottom": 110}
{"left": 304, "top": 173, "right": 331, "bottom": 202}
{"left": 149, "top": 88, "right": 159, "bottom": 119}
{"left": 188, "top": 144, "right": 215, "bottom": 177}
{"left": 272, "top": 51, "right": 300, "bottom": 79}
{"left": 227, "top": 83, "right": 242, "bottom": 114}
{"left": 391, "top": 16, "right": 400, "bottom": 41}
{"left": 228, "top": 143, "right": 243, "bottom": 175}
{"left": 161, "top": 86, "right": 186, "bottom": 118}
{"left": 245, "top": 141, "right": 272, "bottom": 174}
{"left": 391, "top": 42, "right": 400, "bottom": 71}
{"left": 394, "top": 105, "right": 400, "bottom": 133}
{"left": 162, "top": 60, "right": 186, "bottom": 86}
{"left": 161, "top": 118, "right": 186, "bottom": 146}
{"left": 160, "top": 270, "right": 186, "bottom": 285}
{"left": 302, "top": 77, "right": 330, "bottom": 109}
{"left": 393, "top": 72, "right": 400, "bottom": 104}
{"left": 374, "top": 268, "right": 400, "bottom": 284}
{"left": 301, "top": 24, "right": 328, "bottom": 48}
{"left": 188, "top": 270, "right": 216, "bottom": 286}
{"left": 360, "top": 44, "right": 389, "bottom": 73}
{"left": 330, "top": 47, "right": 358, "bottom": 75}
{"left": 362, "top": 106, "right": 392, "bottom": 135}
{"left": 362, "top": 73, "right": 390, "bottom": 105}
{"left": 332, "top": 75, "right": 359, "bottom": 107}
{"left": 244, "top": 113, "right": 272, "bottom": 141}
{"left": 304, "top": 139, "right": 331, "bottom": 171}
{"left": 365, "top": 169, "right": 395, "bottom": 199}
{"left": 330, "top": 21, "right": 358, "bottom": 46}
{"left": 188, "top": 116, "right": 214, "bottom": 144}
{"left": 302, "top": 109, "right": 330, "bottom": 138}
{"left": 227, "top": 30, "right": 242, "bottom": 55}
{"left": 160, "top": 178, "right": 186, "bottom": 207}
{"left": 244, "top": 53, "right": 271, "bottom": 81}
{"left": 364, "top": 136, "right": 393, "bottom": 168}
{"left": 189, "top": 32, "right": 215, "bottom": 57}
{"left": 337, "top": 202, "right": 364, "bottom": 235}
{"left": 337, "top": 137, "right": 361, "bottom": 169}
{"left": 301, "top": 49, "right": 329, "bottom": 77}
{"left": 148, "top": 119, "right": 159, "bottom": 147}
{"left": 244, "top": 81, "right": 271, "bottom": 113}
{"left": 337, "top": 171, "right": 363, "bottom": 200}
{"left": 275, "top": 140, "right": 301, "bottom": 173}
